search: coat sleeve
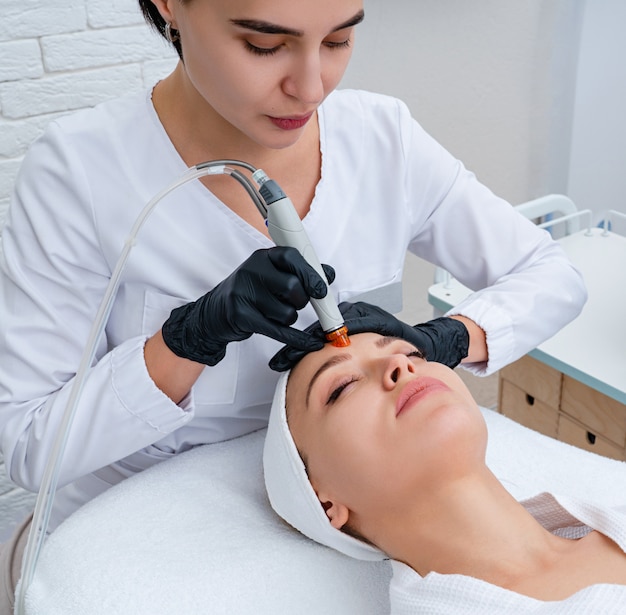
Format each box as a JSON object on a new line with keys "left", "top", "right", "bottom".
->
{"left": 0, "top": 121, "right": 194, "bottom": 492}
{"left": 397, "top": 100, "right": 587, "bottom": 375}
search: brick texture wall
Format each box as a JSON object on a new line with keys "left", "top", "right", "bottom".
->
{"left": 0, "top": 0, "right": 177, "bottom": 541}
{"left": 0, "top": 0, "right": 177, "bottom": 230}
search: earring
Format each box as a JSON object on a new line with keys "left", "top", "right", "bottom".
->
{"left": 164, "top": 22, "right": 179, "bottom": 43}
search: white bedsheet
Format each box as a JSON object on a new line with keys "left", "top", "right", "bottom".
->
{"left": 24, "top": 408, "right": 626, "bottom": 614}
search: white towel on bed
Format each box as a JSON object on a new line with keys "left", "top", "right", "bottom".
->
{"left": 23, "top": 409, "right": 626, "bottom": 615}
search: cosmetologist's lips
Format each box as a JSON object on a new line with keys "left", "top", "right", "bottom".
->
{"left": 396, "top": 377, "right": 451, "bottom": 417}
{"left": 268, "top": 113, "right": 313, "bottom": 130}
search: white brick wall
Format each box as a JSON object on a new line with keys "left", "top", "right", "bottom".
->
{"left": 0, "top": 0, "right": 177, "bottom": 540}
{"left": 0, "top": 0, "right": 177, "bottom": 229}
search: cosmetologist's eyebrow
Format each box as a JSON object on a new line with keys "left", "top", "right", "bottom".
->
{"left": 230, "top": 10, "right": 365, "bottom": 38}
{"left": 331, "top": 10, "right": 365, "bottom": 32}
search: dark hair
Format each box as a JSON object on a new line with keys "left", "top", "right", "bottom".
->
{"left": 138, "top": 0, "right": 185, "bottom": 60}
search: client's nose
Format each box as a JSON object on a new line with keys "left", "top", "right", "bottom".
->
{"left": 383, "top": 354, "right": 416, "bottom": 387}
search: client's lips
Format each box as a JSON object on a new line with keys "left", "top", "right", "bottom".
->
{"left": 396, "top": 377, "right": 451, "bottom": 417}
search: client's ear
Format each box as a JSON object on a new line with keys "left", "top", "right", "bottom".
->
{"left": 316, "top": 491, "right": 350, "bottom": 529}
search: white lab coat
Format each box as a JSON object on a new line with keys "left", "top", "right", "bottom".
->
{"left": 0, "top": 88, "right": 586, "bottom": 528}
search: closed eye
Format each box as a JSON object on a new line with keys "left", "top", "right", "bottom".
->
{"left": 323, "top": 38, "right": 351, "bottom": 50}
{"left": 245, "top": 41, "right": 281, "bottom": 56}
{"left": 245, "top": 37, "right": 352, "bottom": 57}
{"left": 325, "top": 350, "right": 423, "bottom": 405}
{"left": 326, "top": 376, "right": 359, "bottom": 405}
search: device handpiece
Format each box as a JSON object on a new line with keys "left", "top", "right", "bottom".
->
{"left": 254, "top": 173, "right": 349, "bottom": 347}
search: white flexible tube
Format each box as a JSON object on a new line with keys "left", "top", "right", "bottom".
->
{"left": 14, "top": 163, "right": 229, "bottom": 614}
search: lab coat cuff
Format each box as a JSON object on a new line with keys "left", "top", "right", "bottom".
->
{"left": 446, "top": 297, "right": 515, "bottom": 376}
{"left": 111, "top": 336, "right": 194, "bottom": 433}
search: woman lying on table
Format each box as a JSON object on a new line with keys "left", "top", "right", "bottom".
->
{"left": 263, "top": 307, "right": 626, "bottom": 614}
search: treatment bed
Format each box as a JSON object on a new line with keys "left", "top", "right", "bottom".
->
{"left": 23, "top": 408, "right": 626, "bottom": 614}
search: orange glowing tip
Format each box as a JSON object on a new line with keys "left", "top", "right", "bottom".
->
{"left": 325, "top": 325, "right": 351, "bottom": 347}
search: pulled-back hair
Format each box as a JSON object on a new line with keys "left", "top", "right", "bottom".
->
{"left": 138, "top": 0, "right": 185, "bottom": 59}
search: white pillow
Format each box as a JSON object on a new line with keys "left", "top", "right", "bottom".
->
{"left": 25, "top": 429, "right": 391, "bottom": 615}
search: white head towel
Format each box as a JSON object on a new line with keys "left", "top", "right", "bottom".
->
{"left": 263, "top": 371, "right": 387, "bottom": 561}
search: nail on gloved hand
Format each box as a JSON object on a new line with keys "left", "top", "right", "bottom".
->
{"left": 162, "top": 247, "right": 335, "bottom": 366}
{"left": 269, "top": 300, "right": 469, "bottom": 372}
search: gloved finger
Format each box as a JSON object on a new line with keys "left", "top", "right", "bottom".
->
{"left": 336, "top": 302, "right": 405, "bottom": 337}
{"left": 231, "top": 249, "right": 311, "bottom": 312}
{"left": 247, "top": 288, "right": 301, "bottom": 326}
{"left": 410, "top": 317, "right": 469, "bottom": 367}
{"left": 336, "top": 303, "right": 469, "bottom": 366}
{"left": 268, "top": 246, "right": 329, "bottom": 300}
{"left": 268, "top": 301, "right": 420, "bottom": 372}
{"left": 322, "top": 263, "right": 336, "bottom": 285}
{"left": 265, "top": 270, "right": 311, "bottom": 311}
{"left": 269, "top": 334, "right": 326, "bottom": 371}
{"left": 334, "top": 301, "right": 388, "bottom": 326}
{"left": 339, "top": 303, "right": 438, "bottom": 358}
{"left": 254, "top": 317, "right": 326, "bottom": 352}
{"left": 268, "top": 319, "right": 330, "bottom": 371}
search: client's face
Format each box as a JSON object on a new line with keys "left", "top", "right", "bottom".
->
{"left": 286, "top": 332, "right": 487, "bottom": 531}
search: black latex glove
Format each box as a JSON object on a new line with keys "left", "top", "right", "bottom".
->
{"left": 162, "top": 247, "right": 335, "bottom": 366}
{"left": 269, "top": 301, "right": 469, "bottom": 372}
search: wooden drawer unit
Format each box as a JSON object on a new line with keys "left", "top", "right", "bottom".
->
{"left": 499, "top": 380, "right": 558, "bottom": 438}
{"left": 557, "top": 414, "right": 625, "bottom": 461}
{"left": 498, "top": 355, "right": 626, "bottom": 461}
{"left": 499, "top": 355, "right": 562, "bottom": 408}
{"left": 560, "top": 376, "right": 626, "bottom": 449}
